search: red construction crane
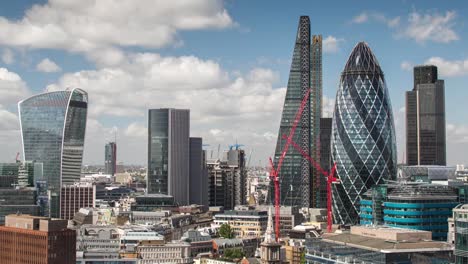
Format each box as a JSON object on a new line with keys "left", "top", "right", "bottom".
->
{"left": 283, "top": 134, "right": 338, "bottom": 233}
{"left": 269, "top": 88, "right": 311, "bottom": 241}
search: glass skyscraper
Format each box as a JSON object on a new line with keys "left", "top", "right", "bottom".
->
{"left": 273, "top": 16, "right": 322, "bottom": 208}
{"left": 105, "top": 142, "right": 117, "bottom": 176}
{"left": 18, "top": 88, "right": 88, "bottom": 217}
{"left": 331, "top": 42, "right": 397, "bottom": 225}
{"left": 147, "top": 108, "right": 190, "bottom": 205}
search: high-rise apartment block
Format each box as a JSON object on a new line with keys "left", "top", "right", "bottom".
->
{"left": 105, "top": 142, "right": 117, "bottom": 176}
{"left": 0, "top": 214, "right": 76, "bottom": 264}
{"left": 18, "top": 88, "right": 88, "bottom": 217}
{"left": 147, "top": 108, "right": 190, "bottom": 205}
{"left": 331, "top": 42, "right": 397, "bottom": 224}
{"left": 60, "top": 183, "right": 96, "bottom": 220}
{"left": 406, "top": 65, "right": 446, "bottom": 166}
{"left": 273, "top": 16, "right": 322, "bottom": 208}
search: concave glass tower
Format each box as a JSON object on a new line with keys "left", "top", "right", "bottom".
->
{"left": 18, "top": 88, "right": 88, "bottom": 217}
{"left": 331, "top": 42, "right": 397, "bottom": 225}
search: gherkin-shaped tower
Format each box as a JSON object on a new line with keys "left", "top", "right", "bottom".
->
{"left": 331, "top": 42, "right": 397, "bottom": 225}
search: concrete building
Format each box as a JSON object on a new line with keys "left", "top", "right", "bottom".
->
{"left": 181, "top": 230, "right": 213, "bottom": 257}
{"left": 255, "top": 205, "right": 302, "bottom": 237}
{"left": 214, "top": 210, "right": 268, "bottom": 238}
{"left": 137, "top": 241, "right": 192, "bottom": 264}
{"left": 406, "top": 65, "right": 446, "bottom": 166}
{"left": 147, "top": 108, "right": 190, "bottom": 205}
{"left": 0, "top": 214, "right": 76, "bottom": 264}
{"left": 305, "top": 226, "right": 454, "bottom": 263}
{"left": 450, "top": 204, "right": 468, "bottom": 263}
{"left": 190, "top": 137, "right": 209, "bottom": 206}
{"left": 105, "top": 142, "right": 117, "bottom": 176}
{"left": 60, "top": 183, "right": 96, "bottom": 220}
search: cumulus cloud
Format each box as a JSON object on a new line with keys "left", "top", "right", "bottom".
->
{"left": 323, "top": 36, "right": 344, "bottom": 53}
{"left": 0, "top": 67, "right": 30, "bottom": 105}
{"left": 1, "top": 48, "right": 13, "bottom": 64}
{"left": 400, "top": 61, "right": 413, "bottom": 71}
{"left": 351, "top": 11, "right": 400, "bottom": 28}
{"left": 403, "top": 11, "right": 458, "bottom": 44}
{"left": 0, "top": 0, "right": 234, "bottom": 57}
{"left": 36, "top": 58, "right": 62, "bottom": 72}
{"left": 125, "top": 123, "right": 146, "bottom": 138}
{"left": 352, "top": 13, "right": 368, "bottom": 24}
{"left": 424, "top": 57, "right": 468, "bottom": 77}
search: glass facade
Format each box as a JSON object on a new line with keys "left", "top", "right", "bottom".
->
{"left": 331, "top": 42, "right": 397, "bottom": 225}
{"left": 105, "top": 142, "right": 117, "bottom": 176}
{"left": 273, "top": 16, "right": 321, "bottom": 208}
{"left": 147, "top": 109, "right": 169, "bottom": 194}
{"left": 18, "top": 88, "right": 87, "bottom": 217}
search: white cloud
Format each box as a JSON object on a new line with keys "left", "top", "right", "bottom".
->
{"left": 403, "top": 11, "right": 458, "bottom": 43}
{"left": 0, "top": 67, "right": 30, "bottom": 105}
{"left": 1, "top": 48, "right": 14, "bottom": 64}
{"left": 125, "top": 123, "right": 146, "bottom": 138}
{"left": 447, "top": 123, "right": 468, "bottom": 143}
{"left": 424, "top": 57, "right": 468, "bottom": 77}
{"left": 36, "top": 58, "right": 61, "bottom": 72}
{"left": 322, "top": 96, "right": 335, "bottom": 118}
{"left": 323, "top": 36, "right": 344, "bottom": 53}
{"left": 0, "top": 0, "right": 234, "bottom": 57}
{"left": 400, "top": 61, "right": 413, "bottom": 71}
{"left": 352, "top": 13, "right": 368, "bottom": 24}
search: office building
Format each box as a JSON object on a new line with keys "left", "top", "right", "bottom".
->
{"left": 189, "top": 137, "right": 208, "bottom": 206}
{"left": 317, "top": 117, "right": 332, "bottom": 208}
{"left": 331, "top": 42, "right": 397, "bottom": 225}
{"left": 406, "top": 65, "right": 446, "bottom": 166}
{"left": 60, "top": 183, "right": 96, "bottom": 220}
{"left": 147, "top": 108, "right": 190, "bottom": 205}
{"left": 360, "top": 182, "right": 458, "bottom": 240}
{"left": 0, "top": 188, "right": 39, "bottom": 224}
{"left": 105, "top": 142, "right": 117, "bottom": 176}
{"left": 213, "top": 209, "right": 268, "bottom": 238}
{"left": 255, "top": 205, "right": 302, "bottom": 237}
{"left": 305, "top": 226, "right": 454, "bottom": 263}
{"left": 137, "top": 241, "right": 192, "bottom": 264}
{"left": 450, "top": 204, "right": 468, "bottom": 263}
{"left": 18, "top": 88, "right": 88, "bottom": 217}
{"left": 225, "top": 148, "right": 247, "bottom": 206}
{"left": 273, "top": 16, "right": 322, "bottom": 208}
{"left": 0, "top": 214, "right": 76, "bottom": 264}
{"left": 0, "top": 162, "right": 19, "bottom": 187}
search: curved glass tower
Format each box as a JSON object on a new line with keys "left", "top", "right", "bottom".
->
{"left": 18, "top": 88, "right": 87, "bottom": 216}
{"left": 331, "top": 42, "right": 397, "bottom": 225}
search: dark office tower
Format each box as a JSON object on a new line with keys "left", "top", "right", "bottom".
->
{"left": 18, "top": 89, "right": 88, "bottom": 218}
{"left": 189, "top": 137, "right": 208, "bottom": 206}
{"left": 147, "top": 108, "right": 190, "bottom": 205}
{"left": 105, "top": 142, "right": 117, "bottom": 176}
{"left": 331, "top": 42, "right": 397, "bottom": 225}
{"left": 406, "top": 65, "right": 446, "bottom": 166}
{"left": 273, "top": 16, "right": 321, "bottom": 208}
{"left": 317, "top": 117, "right": 332, "bottom": 208}
{"left": 226, "top": 149, "right": 247, "bottom": 206}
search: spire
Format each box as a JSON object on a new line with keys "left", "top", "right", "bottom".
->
{"left": 264, "top": 206, "right": 275, "bottom": 243}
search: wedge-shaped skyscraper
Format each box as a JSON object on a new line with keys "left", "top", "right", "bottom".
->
{"left": 273, "top": 16, "right": 322, "bottom": 208}
{"left": 19, "top": 88, "right": 88, "bottom": 217}
{"left": 331, "top": 42, "right": 397, "bottom": 224}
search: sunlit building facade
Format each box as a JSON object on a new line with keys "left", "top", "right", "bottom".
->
{"left": 18, "top": 88, "right": 88, "bottom": 217}
{"left": 331, "top": 42, "right": 397, "bottom": 225}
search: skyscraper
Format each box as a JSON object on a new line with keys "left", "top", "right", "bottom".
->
{"left": 18, "top": 88, "right": 88, "bottom": 217}
{"left": 331, "top": 42, "right": 397, "bottom": 225}
{"left": 189, "top": 137, "right": 208, "bottom": 206}
{"left": 105, "top": 142, "right": 117, "bottom": 176}
{"left": 273, "top": 16, "right": 321, "bottom": 208}
{"left": 317, "top": 117, "right": 332, "bottom": 209}
{"left": 147, "top": 108, "right": 190, "bottom": 205}
{"left": 406, "top": 65, "right": 446, "bottom": 166}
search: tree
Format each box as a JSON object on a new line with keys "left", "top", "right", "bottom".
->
{"left": 219, "top": 223, "right": 235, "bottom": 238}
{"left": 223, "top": 248, "right": 245, "bottom": 260}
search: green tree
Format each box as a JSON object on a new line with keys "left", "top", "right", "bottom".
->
{"left": 223, "top": 248, "right": 245, "bottom": 260}
{"left": 219, "top": 223, "right": 235, "bottom": 238}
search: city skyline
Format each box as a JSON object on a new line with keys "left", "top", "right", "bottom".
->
{"left": 0, "top": 1, "right": 467, "bottom": 166}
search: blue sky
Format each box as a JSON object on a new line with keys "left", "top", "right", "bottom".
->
{"left": 0, "top": 0, "right": 466, "bottom": 166}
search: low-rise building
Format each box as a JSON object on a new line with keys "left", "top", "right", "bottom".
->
{"left": 181, "top": 230, "right": 213, "bottom": 257}
{"left": 213, "top": 210, "right": 267, "bottom": 238}
{"left": 137, "top": 241, "right": 192, "bottom": 264}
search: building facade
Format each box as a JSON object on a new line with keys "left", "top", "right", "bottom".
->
{"left": 189, "top": 137, "right": 208, "bottom": 206}
{"left": 331, "top": 42, "right": 397, "bottom": 225}
{"left": 406, "top": 65, "right": 446, "bottom": 166}
{"left": 105, "top": 142, "right": 117, "bottom": 176}
{"left": 452, "top": 204, "right": 468, "bottom": 263}
{"left": 0, "top": 214, "right": 76, "bottom": 264}
{"left": 0, "top": 188, "right": 39, "bottom": 224}
{"left": 147, "top": 108, "right": 190, "bottom": 205}
{"left": 317, "top": 117, "right": 332, "bottom": 208}
{"left": 60, "top": 183, "right": 96, "bottom": 220}
{"left": 213, "top": 210, "right": 268, "bottom": 238}
{"left": 273, "top": 16, "right": 322, "bottom": 208}
{"left": 18, "top": 88, "right": 88, "bottom": 217}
